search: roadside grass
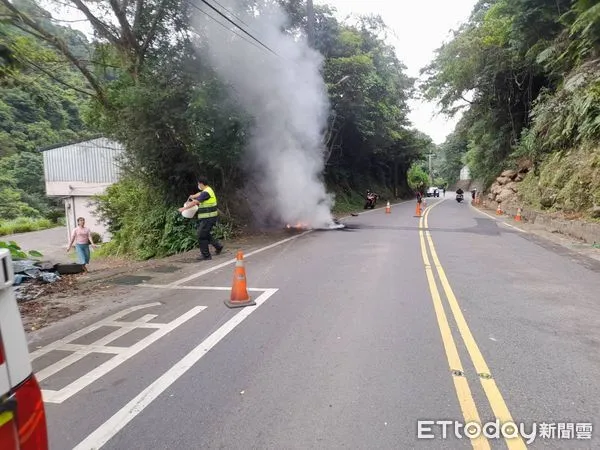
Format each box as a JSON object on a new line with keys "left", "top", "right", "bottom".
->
{"left": 0, "top": 217, "right": 62, "bottom": 236}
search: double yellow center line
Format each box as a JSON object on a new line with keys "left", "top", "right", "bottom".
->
{"left": 418, "top": 200, "right": 527, "bottom": 450}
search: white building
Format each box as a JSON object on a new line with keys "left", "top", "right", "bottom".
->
{"left": 459, "top": 165, "right": 471, "bottom": 181}
{"left": 42, "top": 137, "right": 124, "bottom": 243}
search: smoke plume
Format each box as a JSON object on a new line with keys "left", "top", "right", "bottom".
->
{"left": 190, "top": 0, "right": 335, "bottom": 228}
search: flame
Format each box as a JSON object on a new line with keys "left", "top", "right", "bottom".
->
{"left": 286, "top": 222, "right": 310, "bottom": 230}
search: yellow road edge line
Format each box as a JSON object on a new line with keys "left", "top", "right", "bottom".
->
{"left": 423, "top": 203, "right": 528, "bottom": 450}
{"left": 418, "top": 204, "right": 491, "bottom": 450}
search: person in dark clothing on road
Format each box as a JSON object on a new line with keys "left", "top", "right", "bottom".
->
{"left": 179, "top": 177, "right": 224, "bottom": 261}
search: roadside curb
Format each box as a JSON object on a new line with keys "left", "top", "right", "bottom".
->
{"left": 469, "top": 202, "right": 528, "bottom": 234}
{"left": 470, "top": 202, "right": 600, "bottom": 264}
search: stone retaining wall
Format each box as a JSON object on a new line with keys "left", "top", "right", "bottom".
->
{"left": 481, "top": 199, "right": 600, "bottom": 245}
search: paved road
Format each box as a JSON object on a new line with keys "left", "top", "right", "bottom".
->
{"left": 33, "top": 196, "right": 600, "bottom": 449}
{"left": 4, "top": 226, "right": 72, "bottom": 263}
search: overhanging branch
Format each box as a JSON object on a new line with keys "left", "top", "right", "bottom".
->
{"left": 21, "top": 56, "right": 96, "bottom": 97}
{"left": 1, "top": 0, "right": 108, "bottom": 106}
{"left": 69, "top": 0, "right": 121, "bottom": 45}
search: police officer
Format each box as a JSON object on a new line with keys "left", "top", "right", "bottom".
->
{"left": 180, "top": 177, "right": 224, "bottom": 260}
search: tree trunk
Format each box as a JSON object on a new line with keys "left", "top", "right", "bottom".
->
{"left": 393, "top": 157, "right": 398, "bottom": 198}
{"left": 306, "top": 0, "right": 315, "bottom": 47}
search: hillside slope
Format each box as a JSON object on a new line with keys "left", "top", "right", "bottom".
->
{"left": 485, "top": 59, "right": 600, "bottom": 221}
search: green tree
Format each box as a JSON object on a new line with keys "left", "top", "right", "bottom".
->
{"left": 407, "top": 164, "right": 429, "bottom": 192}
{"left": 421, "top": 0, "right": 599, "bottom": 189}
{"left": 1, "top": 0, "right": 436, "bottom": 257}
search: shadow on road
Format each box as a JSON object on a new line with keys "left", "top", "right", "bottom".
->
{"left": 341, "top": 218, "right": 504, "bottom": 237}
{"left": 337, "top": 220, "right": 600, "bottom": 273}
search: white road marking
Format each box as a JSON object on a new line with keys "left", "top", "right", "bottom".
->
{"left": 163, "top": 199, "right": 413, "bottom": 288}
{"left": 73, "top": 288, "right": 279, "bottom": 450}
{"left": 139, "top": 284, "right": 270, "bottom": 292}
{"left": 341, "top": 199, "right": 411, "bottom": 218}
{"left": 470, "top": 203, "right": 527, "bottom": 233}
{"left": 30, "top": 304, "right": 162, "bottom": 359}
{"left": 37, "top": 311, "right": 161, "bottom": 381}
{"left": 168, "top": 234, "right": 312, "bottom": 286}
{"left": 37, "top": 304, "right": 205, "bottom": 404}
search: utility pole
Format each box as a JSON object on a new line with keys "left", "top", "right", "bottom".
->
{"left": 307, "top": 0, "right": 315, "bottom": 48}
{"left": 427, "top": 153, "right": 435, "bottom": 184}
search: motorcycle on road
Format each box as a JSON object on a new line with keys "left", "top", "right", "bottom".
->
{"left": 364, "top": 191, "right": 378, "bottom": 209}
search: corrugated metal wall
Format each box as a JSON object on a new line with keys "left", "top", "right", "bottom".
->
{"left": 43, "top": 138, "right": 124, "bottom": 183}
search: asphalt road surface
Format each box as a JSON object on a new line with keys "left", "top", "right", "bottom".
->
{"left": 34, "top": 196, "right": 600, "bottom": 449}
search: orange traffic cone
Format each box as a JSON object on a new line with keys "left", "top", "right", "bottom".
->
{"left": 385, "top": 201, "right": 391, "bottom": 214}
{"left": 515, "top": 207, "right": 522, "bottom": 221}
{"left": 496, "top": 204, "right": 502, "bottom": 215}
{"left": 224, "top": 251, "right": 256, "bottom": 308}
{"left": 414, "top": 201, "right": 421, "bottom": 217}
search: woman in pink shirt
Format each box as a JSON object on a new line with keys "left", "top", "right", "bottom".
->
{"left": 67, "top": 217, "right": 98, "bottom": 272}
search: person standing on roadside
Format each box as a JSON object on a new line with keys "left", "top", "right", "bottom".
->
{"left": 67, "top": 217, "right": 97, "bottom": 272}
{"left": 179, "top": 176, "right": 224, "bottom": 261}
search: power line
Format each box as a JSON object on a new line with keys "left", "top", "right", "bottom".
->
{"left": 187, "top": 1, "right": 269, "bottom": 55}
{"left": 186, "top": 0, "right": 320, "bottom": 71}
{"left": 194, "top": 0, "right": 279, "bottom": 56}
{"left": 210, "top": 0, "right": 263, "bottom": 38}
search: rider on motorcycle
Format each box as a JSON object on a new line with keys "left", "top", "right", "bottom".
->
{"left": 364, "top": 189, "right": 378, "bottom": 209}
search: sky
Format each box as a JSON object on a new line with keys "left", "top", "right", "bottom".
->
{"left": 315, "top": 0, "right": 477, "bottom": 144}
{"left": 43, "top": 0, "right": 477, "bottom": 145}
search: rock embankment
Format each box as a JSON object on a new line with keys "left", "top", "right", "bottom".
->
{"left": 487, "top": 168, "right": 530, "bottom": 209}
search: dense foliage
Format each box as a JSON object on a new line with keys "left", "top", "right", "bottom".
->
{"left": 0, "top": 0, "right": 94, "bottom": 226}
{"left": 1, "top": 0, "right": 434, "bottom": 258}
{"left": 423, "top": 0, "right": 600, "bottom": 214}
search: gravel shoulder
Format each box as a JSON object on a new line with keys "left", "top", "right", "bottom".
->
{"left": 17, "top": 228, "right": 305, "bottom": 333}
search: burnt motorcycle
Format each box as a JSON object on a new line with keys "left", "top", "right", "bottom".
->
{"left": 456, "top": 193, "right": 464, "bottom": 203}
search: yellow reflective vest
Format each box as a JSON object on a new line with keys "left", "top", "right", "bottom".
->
{"left": 197, "top": 185, "right": 219, "bottom": 219}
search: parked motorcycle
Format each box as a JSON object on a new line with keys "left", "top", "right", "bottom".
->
{"left": 456, "top": 193, "right": 464, "bottom": 203}
{"left": 364, "top": 191, "right": 378, "bottom": 209}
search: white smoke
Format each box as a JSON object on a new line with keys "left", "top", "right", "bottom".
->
{"left": 190, "top": 0, "right": 335, "bottom": 228}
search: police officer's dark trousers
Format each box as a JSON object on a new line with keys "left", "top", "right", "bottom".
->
{"left": 197, "top": 216, "right": 223, "bottom": 258}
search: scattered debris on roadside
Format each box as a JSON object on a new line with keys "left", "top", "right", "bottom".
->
{"left": 12, "top": 258, "right": 85, "bottom": 302}
{"left": 15, "top": 273, "right": 78, "bottom": 302}
{"left": 19, "top": 298, "right": 86, "bottom": 332}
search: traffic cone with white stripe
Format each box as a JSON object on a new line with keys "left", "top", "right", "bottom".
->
{"left": 496, "top": 203, "right": 502, "bottom": 215}
{"left": 515, "top": 207, "right": 522, "bottom": 221}
{"left": 385, "top": 201, "right": 391, "bottom": 214}
{"left": 224, "top": 251, "right": 256, "bottom": 308}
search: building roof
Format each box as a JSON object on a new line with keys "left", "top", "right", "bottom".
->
{"left": 42, "top": 137, "right": 125, "bottom": 184}
{"left": 38, "top": 134, "right": 105, "bottom": 152}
